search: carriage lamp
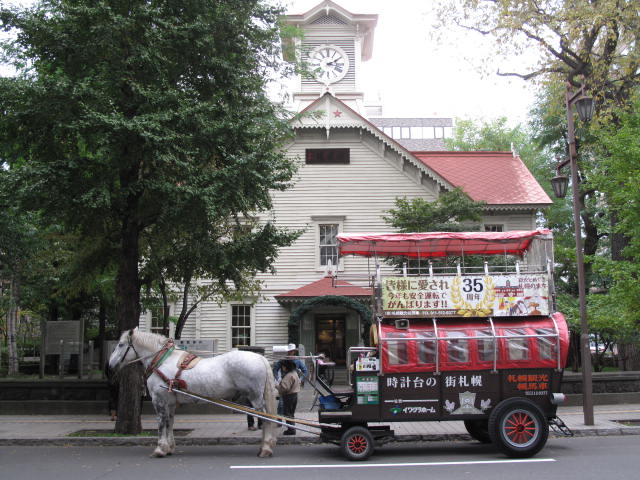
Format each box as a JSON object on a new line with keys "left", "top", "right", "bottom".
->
{"left": 551, "top": 81, "right": 595, "bottom": 426}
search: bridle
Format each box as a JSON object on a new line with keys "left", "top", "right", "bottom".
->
{"left": 116, "top": 329, "right": 141, "bottom": 367}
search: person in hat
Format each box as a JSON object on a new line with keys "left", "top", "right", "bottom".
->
{"left": 272, "top": 344, "right": 308, "bottom": 414}
{"left": 272, "top": 344, "right": 308, "bottom": 382}
{"left": 275, "top": 359, "right": 300, "bottom": 435}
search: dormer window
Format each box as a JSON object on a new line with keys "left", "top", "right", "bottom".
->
{"left": 306, "top": 148, "right": 350, "bottom": 164}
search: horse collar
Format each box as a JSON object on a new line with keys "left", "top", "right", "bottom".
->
{"left": 145, "top": 340, "right": 176, "bottom": 378}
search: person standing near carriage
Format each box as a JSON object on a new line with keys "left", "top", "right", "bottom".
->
{"left": 272, "top": 344, "right": 308, "bottom": 415}
{"left": 275, "top": 359, "right": 300, "bottom": 435}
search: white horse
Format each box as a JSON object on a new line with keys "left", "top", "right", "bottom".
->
{"left": 108, "top": 328, "right": 277, "bottom": 458}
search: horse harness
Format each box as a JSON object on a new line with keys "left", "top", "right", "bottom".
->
{"left": 145, "top": 339, "right": 200, "bottom": 392}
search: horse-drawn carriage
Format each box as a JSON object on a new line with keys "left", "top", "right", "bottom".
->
{"left": 315, "top": 229, "right": 571, "bottom": 460}
{"left": 110, "top": 229, "right": 571, "bottom": 461}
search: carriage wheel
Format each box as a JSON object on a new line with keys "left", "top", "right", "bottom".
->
{"left": 464, "top": 419, "right": 491, "bottom": 444}
{"left": 340, "top": 426, "right": 374, "bottom": 461}
{"left": 488, "top": 398, "right": 548, "bottom": 458}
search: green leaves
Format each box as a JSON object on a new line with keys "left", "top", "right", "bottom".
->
{"left": 1, "top": 0, "right": 298, "bottom": 335}
{"left": 385, "top": 188, "right": 485, "bottom": 233}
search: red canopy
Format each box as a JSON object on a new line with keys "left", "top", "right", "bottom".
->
{"left": 336, "top": 229, "right": 552, "bottom": 258}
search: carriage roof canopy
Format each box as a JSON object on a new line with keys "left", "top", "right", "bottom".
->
{"left": 336, "top": 229, "right": 552, "bottom": 258}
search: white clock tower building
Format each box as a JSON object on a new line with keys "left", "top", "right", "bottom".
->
{"left": 283, "top": 1, "right": 377, "bottom": 114}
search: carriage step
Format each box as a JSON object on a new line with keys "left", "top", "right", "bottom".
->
{"left": 549, "top": 416, "right": 574, "bottom": 436}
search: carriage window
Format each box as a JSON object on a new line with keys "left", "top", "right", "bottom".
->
{"left": 446, "top": 331, "right": 469, "bottom": 363}
{"left": 386, "top": 332, "right": 409, "bottom": 365}
{"left": 505, "top": 328, "right": 529, "bottom": 361}
{"left": 231, "top": 305, "right": 252, "bottom": 347}
{"left": 536, "top": 328, "right": 557, "bottom": 360}
{"left": 475, "top": 329, "right": 495, "bottom": 362}
{"left": 417, "top": 331, "right": 436, "bottom": 364}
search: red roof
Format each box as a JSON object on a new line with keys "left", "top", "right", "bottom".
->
{"left": 276, "top": 276, "right": 372, "bottom": 301}
{"left": 413, "top": 151, "right": 552, "bottom": 206}
{"left": 337, "top": 229, "right": 552, "bottom": 258}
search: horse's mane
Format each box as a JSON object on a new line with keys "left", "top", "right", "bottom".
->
{"left": 133, "top": 329, "right": 167, "bottom": 351}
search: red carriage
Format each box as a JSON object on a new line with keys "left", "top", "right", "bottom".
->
{"left": 317, "top": 229, "right": 572, "bottom": 460}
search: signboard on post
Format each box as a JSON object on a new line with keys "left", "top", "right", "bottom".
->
{"left": 381, "top": 274, "right": 549, "bottom": 318}
{"left": 174, "top": 338, "right": 216, "bottom": 358}
{"left": 45, "top": 321, "right": 82, "bottom": 354}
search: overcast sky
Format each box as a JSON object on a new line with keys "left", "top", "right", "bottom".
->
{"left": 3, "top": 0, "right": 539, "bottom": 124}
{"left": 284, "top": 0, "right": 539, "bottom": 123}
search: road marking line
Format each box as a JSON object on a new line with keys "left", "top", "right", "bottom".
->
{"left": 230, "top": 458, "right": 556, "bottom": 469}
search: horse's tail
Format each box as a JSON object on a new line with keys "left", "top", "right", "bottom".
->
{"left": 260, "top": 355, "right": 277, "bottom": 455}
{"left": 262, "top": 355, "right": 277, "bottom": 416}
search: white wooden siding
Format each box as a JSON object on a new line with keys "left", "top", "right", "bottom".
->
{"left": 164, "top": 126, "right": 540, "bottom": 352}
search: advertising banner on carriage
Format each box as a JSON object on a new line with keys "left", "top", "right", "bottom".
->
{"left": 381, "top": 274, "right": 549, "bottom": 318}
{"left": 379, "top": 372, "right": 501, "bottom": 420}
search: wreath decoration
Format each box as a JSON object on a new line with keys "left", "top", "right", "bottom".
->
{"left": 288, "top": 295, "right": 373, "bottom": 345}
{"left": 450, "top": 276, "right": 496, "bottom": 317}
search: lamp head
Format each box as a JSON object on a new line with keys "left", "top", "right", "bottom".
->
{"left": 574, "top": 95, "right": 595, "bottom": 122}
{"left": 551, "top": 174, "right": 569, "bottom": 198}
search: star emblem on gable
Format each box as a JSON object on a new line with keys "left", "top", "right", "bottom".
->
{"left": 333, "top": 110, "right": 343, "bottom": 118}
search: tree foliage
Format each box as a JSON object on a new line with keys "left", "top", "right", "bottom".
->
{"left": 591, "top": 95, "right": 640, "bottom": 327}
{"left": 0, "top": 0, "right": 297, "bottom": 429}
{"left": 384, "top": 188, "right": 485, "bottom": 234}
{"left": 436, "top": 1, "right": 640, "bottom": 367}
{"left": 435, "top": 0, "right": 640, "bottom": 105}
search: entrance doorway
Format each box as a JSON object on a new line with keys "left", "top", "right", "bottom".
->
{"left": 315, "top": 314, "right": 346, "bottom": 365}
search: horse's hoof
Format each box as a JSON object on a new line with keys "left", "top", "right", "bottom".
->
{"left": 257, "top": 448, "right": 273, "bottom": 458}
{"left": 151, "top": 449, "right": 167, "bottom": 458}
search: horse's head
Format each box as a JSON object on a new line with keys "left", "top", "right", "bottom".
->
{"left": 108, "top": 328, "right": 139, "bottom": 372}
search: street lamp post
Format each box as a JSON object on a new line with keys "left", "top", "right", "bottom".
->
{"left": 551, "top": 82, "right": 595, "bottom": 426}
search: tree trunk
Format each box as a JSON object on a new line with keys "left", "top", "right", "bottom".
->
{"left": 98, "top": 297, "right": 107, "bottom": 370}
{"left": 114, "top": 214, "right": 144, "bottom": 434}
{"left": 174, "top": 277, "right": 193, "bottom": 340}
{"left": 114, "top": 362, "right": 145, "bottom": 435}
{"left": 159, "top": 276, "right": 170, "bottom": 337}
{"left": 7, "top": 273, "right": 20, "bottom": 376}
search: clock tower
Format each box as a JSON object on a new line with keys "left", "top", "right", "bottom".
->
{"left": 283, "top": 1, "right": 377, "bottom": 113}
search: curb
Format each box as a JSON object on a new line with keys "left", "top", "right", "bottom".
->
{"left": 1, "top": 428, "right": 638, "bottom": 447}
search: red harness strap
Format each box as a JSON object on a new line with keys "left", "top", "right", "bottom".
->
{"left": 146, "top": 340, "right": 198, "bottom": 392}
{"left": 169, "top": 353, "right": 198, "bottom": 391}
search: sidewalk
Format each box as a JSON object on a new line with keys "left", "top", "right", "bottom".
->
{"left": 1, "top": 386, "right": 639, "bottom": 447}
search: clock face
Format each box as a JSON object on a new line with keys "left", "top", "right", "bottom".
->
{"left": 309, "top": 45, "right": 350, "bottom": 84}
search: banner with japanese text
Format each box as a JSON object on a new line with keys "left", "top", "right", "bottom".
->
{"left": 381, "top": 274, "right": 549, "bottom": 317}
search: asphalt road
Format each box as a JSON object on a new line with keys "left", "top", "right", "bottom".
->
{"left": 1, "top": 435, "right": 638, "bottom": 480}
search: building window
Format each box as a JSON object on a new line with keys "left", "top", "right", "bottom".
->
{"left": 231, "top": 305, "right": 252, "bottom": 347}
{"left": 319, "top": 223, "right": 339, "bottom": 267}
{"left": 150, "top": 306, "right": 165, "bottom": 334}
{"left": 305, "top": 148, "right": 350, "bottom": 164}
{"left": 410, "top": 126, "right": 422, "bottom": 139}
{"left": 484, "top": 224, "right": 504, "bottom": 232}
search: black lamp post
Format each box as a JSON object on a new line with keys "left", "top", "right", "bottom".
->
{"left": 552, "top": 82, "right": 595, "bottom": 425}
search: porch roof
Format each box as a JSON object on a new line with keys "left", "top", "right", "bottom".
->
{"left": 275, "top": 276, "right": 372, "bottom": 304}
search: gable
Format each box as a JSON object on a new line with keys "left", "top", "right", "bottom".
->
{"left": 292, "top": 93, "right": 454, "bottom": 193}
